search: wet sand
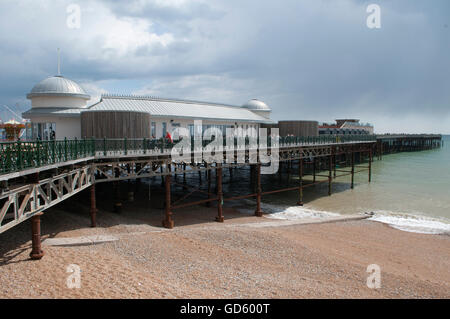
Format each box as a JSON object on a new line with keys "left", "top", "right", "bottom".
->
{"left": 0, "top": 197, "right": 449, "bottom": 299}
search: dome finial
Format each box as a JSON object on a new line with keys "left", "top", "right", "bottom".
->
{"left": 57, "top": 48, "right": 61, "bottom": 76}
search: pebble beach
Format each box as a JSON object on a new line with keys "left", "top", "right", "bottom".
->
{"left": 0, "top": 196, "right": 449, "bottom": 299}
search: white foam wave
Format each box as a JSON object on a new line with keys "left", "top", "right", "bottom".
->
{"left": 238, "top": 200, "right": 340, "bottom": 220}
{"left": 237, "top": 199, "right": 450, "bottom": 235}
{"left": 263, "top": 203, "right": 340, "bottom": 220}
{"left": 368, "top": 211, "right": 450, "bottom": 235}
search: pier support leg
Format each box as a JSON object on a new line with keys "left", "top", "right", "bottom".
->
{"left": 134, "top": 178, "right": 140, "bottom": 194}
{"left": 369, "top": 149, "right": 372, "bottom": 183}
{"left": 90, "top": 184, "right": 97, "bottom": 227}
{"left": 255, "top": 163, "right": 263, "bottom": 217}
{"left": 250, "top": 164, "right": 254, "bottom": 191}
{"left": 30, "top": 213, "right": 44, "bottom": 260}
{"left": 207, "top": 165, "right": 211, "bottom": 207}
{"left": 377, "top": 141, "right": 381, "bottom": 160}
{"left": 278, "top": 161, "right": 282, "bottom": 182}
{"left": 253, "top": 164, "right": 258, "bottom": 193}
{"left": 127, "top": 181, "right": 134, "bottom": 202}
{"left": 333, "top": 153, "right": 337, "bottom": 178}
{"left": 198, "top": 165, "right": 202, "bottom": 185}
{"left": 148, "top": 182, "right": 151, "bottom": 203}
{"left": 113, "top": 168, "right": 122, "bottom": 213}
{"left": 183, "top": 163, "right": 186, "bottom": 185}
{"left": 214, "top": 166, "right": 218, "bottom": 195}
{"left": 313, "top": 158, "right": 316, "bottom": 184}
{"left": 215, "top": 164, "right": 224, "bottom": 222}
{"left": 287, "top": 160, "right": 291, "bottom": 184}
{"left": 135, "top": 164, "right": 141, "bottom": 192}
{"left": 328, "top": 154, "right": 332, "bottom": 196}
{"left": 297, "top": 158, "right": 304, "bottom": 206}
{"left": 162, "top": 170, "right": 174, "bottom": 229}
{"left": 351, "top": 151, "right": 355, "bottom": 189}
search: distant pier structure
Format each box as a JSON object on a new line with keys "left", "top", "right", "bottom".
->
{"left": 262, "top": 121, "right": 319, "bottom": 137}
{"left": 374, "top": 134, "right": 442, "bottom": 160}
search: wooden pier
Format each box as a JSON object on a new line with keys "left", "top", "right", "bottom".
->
{"left": 0, "top": 134, "right": 442, "bottom": 259}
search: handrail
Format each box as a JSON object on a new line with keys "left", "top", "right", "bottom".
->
{"left": 0, "top": 138, "right": 95, "bottom": 175}
{"left": 0, "top": 135, "right": 377, "bottom": 175}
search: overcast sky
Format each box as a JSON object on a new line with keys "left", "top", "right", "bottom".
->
{"left": 0, "top": 0, "right": 449, "bottom": 133}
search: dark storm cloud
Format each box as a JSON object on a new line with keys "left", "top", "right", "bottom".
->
{"left": 0, "top": 0, "right": 449, "bottom": 132}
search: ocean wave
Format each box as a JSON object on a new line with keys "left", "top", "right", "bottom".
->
{"left": 236, "top": 199, "right": 450, "bottom": 235}
{"left": 368, "top": 211, "right": 450, "bottom": 235}
{"left": 237, "top": 199, "right": 340, "bottom": 220}
{"left": 262, "top": 203, "right": 340, "bottom": 220}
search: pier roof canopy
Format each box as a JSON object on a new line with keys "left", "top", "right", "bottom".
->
{"left": 84, "top": 95, "right": 274, "bottom": 123}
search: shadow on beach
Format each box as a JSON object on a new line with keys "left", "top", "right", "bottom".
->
{"left": 0, "top": 167, "right": 357, "bottom": 265}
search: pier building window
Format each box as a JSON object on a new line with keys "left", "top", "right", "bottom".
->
{"left": 162, "top": 122, "right": 167, "bottom": 137}
{"left": 151, "top": 122, "right": 156, "bottom": 138}
{"left": 32, "top": 122, "right": 56, "bottom": 140}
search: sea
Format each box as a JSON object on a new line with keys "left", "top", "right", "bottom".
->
{"left": 252, "top": 135, "right": 450, "bottom": 235}
{"left": 157, "top": 135, "right": 450, "bottom": 235}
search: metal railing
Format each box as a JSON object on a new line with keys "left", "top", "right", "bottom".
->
{"left": 1, "top": 135, "right": 376, "bottom": 175}
{"left": 1, "top": 138, "right": 95, "bottom": 175}
{"left": 278, "top": 135, "right": 375, "bottom": 146}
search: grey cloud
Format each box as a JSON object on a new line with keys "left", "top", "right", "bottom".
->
{"left": 0, "top": 0, "right": 449, "bottom": 133}
{"left": 105, "top": 0, "right": 222, "bottom": 21}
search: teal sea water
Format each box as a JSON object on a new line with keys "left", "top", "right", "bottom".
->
{"left": 161, "top": 135, "right": 450, "bottom": 234}
{"left": 258, "top": 135, "right": 450, "bottom": 234}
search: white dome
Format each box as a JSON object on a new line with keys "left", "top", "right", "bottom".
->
{"left": 242, "top": 99, "right": 271, "bottom": 111}
{"left": 27, "top": 75, "right": 90, "bottom": 100}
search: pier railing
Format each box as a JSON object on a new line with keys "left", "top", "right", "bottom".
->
{"left": 0, "top": 135, "right": 376, "bottom": 175}
{"left": 0, "top": 139, "right": 95, "bottom": 175}
{"left": 279, "top": 135, "right": 375, "bottom": 145}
